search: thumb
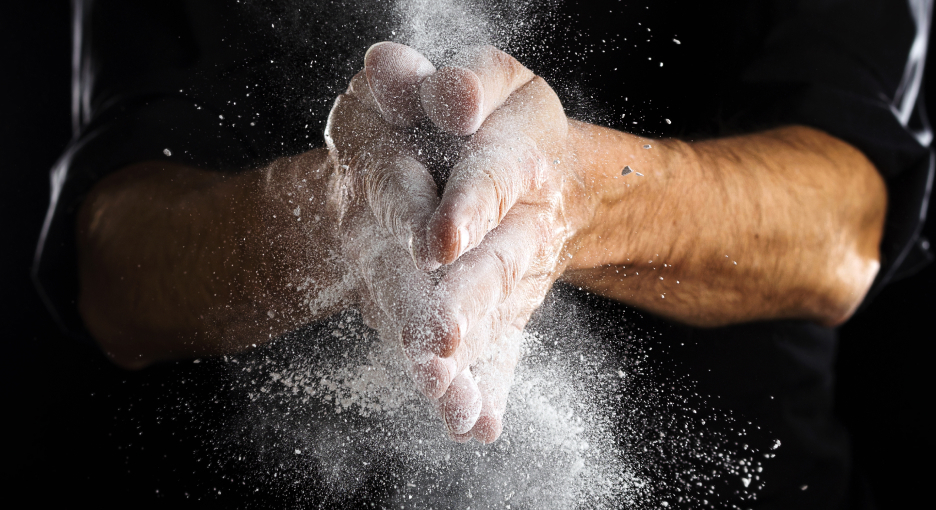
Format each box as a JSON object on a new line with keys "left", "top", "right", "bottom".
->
{"left": 419, "top": 45, "right": 535, "bottom": 136}
{"left": 365, "top": 42, "right": 436, "bottom": 127}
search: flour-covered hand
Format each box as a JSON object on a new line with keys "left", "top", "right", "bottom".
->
{"left": 323, "top": 48, "right": 447, "bottom": 363}
{"left": 367, "top": 44, "right": 594, "bottom": 443}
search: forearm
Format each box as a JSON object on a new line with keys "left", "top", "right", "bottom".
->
{"left": 563, "top": 122, "right": 887, "bottom": 327}
{"left": 77, "top": 149, "right": 348, "bottom": 368}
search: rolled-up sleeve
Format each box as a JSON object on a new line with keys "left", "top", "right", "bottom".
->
{"left": 32, "top": 96, "right": 254, "bottom": 337}
{"left": 32, "top": 0, "right": 257, "bottom": 338}
{"left": 739, "top": 0, "right": 934, "bottom": 302}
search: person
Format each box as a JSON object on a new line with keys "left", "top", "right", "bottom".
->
{"left": 33, "top": 0, "right": 933, "bottom": 507}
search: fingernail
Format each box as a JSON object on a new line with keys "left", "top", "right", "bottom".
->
{"left": 421, "top": 258, "right": 442, "bottom": 272}
{"left": 413, "top": 357, "right": 457, "bottom": 399}
{"left": 440, "top": 356, "right": 458, "bottom": 384}
{"left": 445, "top": 414, "right": 474, "bottom": 436}
{"left": 364, "top": 43, "right": 378, "bottom": 60}
{"left": 448, "top": 430, "right": 472, "bottom": 444}
{"left": 443, "top": 395, "right": 482, "bottom": 435}
{"left": 416, "top": 236, "right": 441, "bottom": 272}
{"left": 472, "top": 415, "right": 503, "bottom": 444}
{"left": 457, "top": 225, "right": 470, "bottom": 257}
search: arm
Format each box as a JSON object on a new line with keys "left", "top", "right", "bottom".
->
{"left": 411, "top": 49, "right": 886, "bottom": 334}
{"left": 563, "top": 123, "right": 887, "bottom": 327}
{"left": 77, "top": 61, "right": 445, "bottom": 374}
{"left": 362, "top": 44, "right": 888, "bottom": 443}
{"left": 76, "top": 150, "right": 347, "bottom": 368}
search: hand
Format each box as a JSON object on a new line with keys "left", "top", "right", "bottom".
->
{"left": 365, "top": 43, "right": 594, "bottom": 442}
{"left": 322, "top": 50, "right": 439, "bottom": 340}
{"left": 377, "top": 43, "right": 887, "bottom": 409}
{"left": 323, "top": 44, "right": 491, "bottom": 434}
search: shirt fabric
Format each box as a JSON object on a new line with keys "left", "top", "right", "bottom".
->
{"left": 32, "top": 1, "right": 934, "bottom": 508}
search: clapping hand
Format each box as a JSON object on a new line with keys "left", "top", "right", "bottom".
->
{"left": 330, "top": 42, "right": 595, "bottom": 443}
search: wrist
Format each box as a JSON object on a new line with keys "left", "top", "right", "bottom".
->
{"left": 245, "top": 149, "right": 352, "bottom": 326}
{"left": 564, "top": 121, "right": 697, "bottom": 272}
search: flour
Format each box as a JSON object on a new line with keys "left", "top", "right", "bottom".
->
{"left": 224, "top": 1, "right": 772, "bottom": 507}
{"left": 231, "top": 305, "right": 648, "bottom": 509}
{"left": 393, "top": 0, "right": 557, "bottom": 65}
{"left": 225, "top": 287, "right": 770, "bottom": 508}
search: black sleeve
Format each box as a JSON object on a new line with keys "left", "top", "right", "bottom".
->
{"left": 32, "top": 0, "right": 258, "bottom": 338}
{"left": 737, "top": 0, "right": 934, "bottom": 304}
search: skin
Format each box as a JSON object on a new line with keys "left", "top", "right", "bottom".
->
{"left": 77, "top": 42, "right": 887, "bottom": 444}
{"left": 77, "top": 152, "right": 344, "bottom": 368}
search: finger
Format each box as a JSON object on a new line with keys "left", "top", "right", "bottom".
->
{"left": 405, "top": 205, "right": 542, "bottom": 360}
{"left": 469, "top": 326, "right": 523, "bottom": 444}
{"left": 325, "top": 87, "right": 440, "bottom": 264}
{"left": 419, "top": 45, "right": 535, "bottom": 135}
{"left": 409, "top": 270, "right": 549, "bottom": 401}
{"left": 450, "top": 431, "right": 473, "bottom": 443}
{"left": 365, "top": 42, "right": 436, "bottom": 127}
{"left": 410, "top": 352, "right": 458, "bottom": 400}
{"left": 359, "top": 151, "right": 439, "bottom": 267}
{"left": 325, "top": 81, "right": 409, "bottom": 159}
{"left": 437, "top": 205, "right": 547, "bottom": 351}
{"left": 443, "top": 271, "right": 547, "bottom": 389}
{"left": 438, "top": 368, "right": 483, "bottom": 435}
{"left": 425, "top": 139, "right": 546, "bottom": 266}
{"left": 428, "top": 397, "right": 473, "bottom": 443}
{"left": 425, "top": 78, "right": 565, "bottom": 266}
{"left": 343, "top": 211, "right": 433, "bottom": 331}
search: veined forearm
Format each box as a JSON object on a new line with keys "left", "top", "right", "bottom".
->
{"left": 563, "top": 123, "right": 886, "bottom": 327}
{"left": 77, "top": 150, "right": 346, "bottom": 367}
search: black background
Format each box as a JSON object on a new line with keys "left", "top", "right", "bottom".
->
{"left": 2, "top": 2, "right": 933, "bottom": 507}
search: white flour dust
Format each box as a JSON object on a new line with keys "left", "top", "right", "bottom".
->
{"left": 224, "top": 289, "right": 770, "bottom": 509}
{"left": 221, "top": 1, "right": 774, "bottom": 508}
{"left": 391, "top": 0, "right": 555, "bottom": 64}
{"left": 230, "top": 306, "right": 648, "bottom": 509}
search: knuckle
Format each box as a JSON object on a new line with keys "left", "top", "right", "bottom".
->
{"left": 521, "top": 266, "right": 557, "bottom": 295}
{"left": 535, "top": 183, "right": 567, "bottom": 223}
{"left": 362, "top": 153, "right": 430, "bottom": 242}
{"left": 539, "top": 172, "right": 562, "bottom": 195}
{"left": 528, "top": 77, "right": 561, "bottom": 106}
{"left": 496, "top": 301, "right": 521, "bottom": 336}
{"left": 484, "top": 308, "right": 506, "bottom": 342}
{"left": 464, "top": 159, "right": 515, "bottom": 225}
{"left": 531, "top": 216, "right": 556, "bottom": 253}
{"left": 491, "top": 175, "right": 513, "bottom": 224}
{"left": 484, "top": 246, "right": 523, "bottom": 303}
{"left": 478, "top": 44, "right": 502, "bottom": 61}
{"left": 486, "top": 143, "right": 538, "bottom": 219}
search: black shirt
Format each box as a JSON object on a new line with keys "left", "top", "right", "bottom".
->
{"left": 32, "top": 1, "right": 934, "bottom": 508}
